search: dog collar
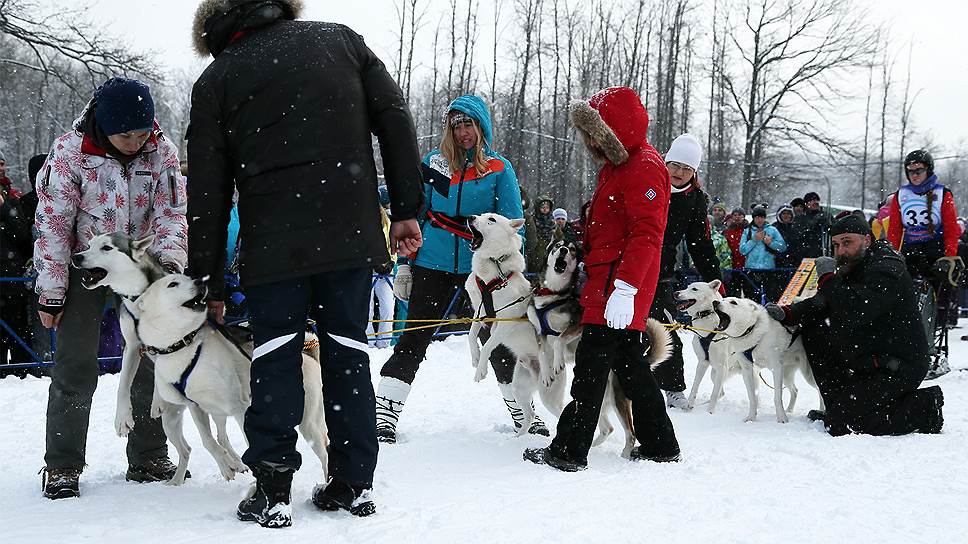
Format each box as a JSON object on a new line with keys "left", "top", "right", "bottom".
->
{"left": 713, "top": 322, "right": 756, "bottom": 343}
{"left": 694, "top": 309, "right": 714, "bottom": 320}
{"left": 535, "top": 287, "right": 566, "bottom": 297}
{"left": 144, "top": 324, "right": 206, "bottom": 356}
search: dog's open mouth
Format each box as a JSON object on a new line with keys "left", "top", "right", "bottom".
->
{"left": 554, "top": 254, "right": 568, "bottom": 274}
{"left": 469, "top": 223, "right": 484, "bottom": 251}
{"left": 676, "top": 298, "right": 696, "bottom": 312}
{"left": 78, "top": 267, "right": 108, "bottom": 288}
{"left": 182, "top": 291, "right": 207, "bottom": 312}
{"left": 714, "top": 308, "right": 732, "bottom": 332}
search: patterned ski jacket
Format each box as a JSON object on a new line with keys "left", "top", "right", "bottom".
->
{"left": 32, "top": 106, "right": 187, "bottom": 306}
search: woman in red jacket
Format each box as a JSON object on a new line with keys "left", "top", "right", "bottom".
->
{"left": 523, "top": 87, "right": 680, "bottom": 471}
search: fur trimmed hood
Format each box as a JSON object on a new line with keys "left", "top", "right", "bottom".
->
{"left": 570, "top": 87, "right": 650, "bottom": 166}
{"left": 192, "top": 0, "right": 303, "bottom": 57}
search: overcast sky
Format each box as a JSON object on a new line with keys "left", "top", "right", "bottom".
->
{"left": 59, "top": 0, "right": 968, "bottom": 151}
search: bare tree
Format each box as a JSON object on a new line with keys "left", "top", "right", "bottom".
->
{"left": 722, "top": 0, "right": 877, "bottom": 206}
{"left": 897, "top": 40, "right": 920, "bottom": 185}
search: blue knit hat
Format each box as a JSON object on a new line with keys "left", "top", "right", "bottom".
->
{"left": 93, "top": 77, "right": 155, "bottom": 135}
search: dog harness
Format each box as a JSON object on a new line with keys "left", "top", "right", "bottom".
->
{"left": 697, "top": 332, "right": 715, "bottom": 360}
{"left": 172, "top": 344, "right": 204, "bottom": 404}
{"left": 533, "top": 287, "right": 578, "bottom": 337}
{"left": 475, "top": 254, "right": 518, "bottom": 319}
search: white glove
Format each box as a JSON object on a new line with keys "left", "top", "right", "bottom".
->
{"left": 604, "top": 279, "right": 637, "bottom": 329}
{"left": 393, "top": 264, "right": 413, "bottom": 301}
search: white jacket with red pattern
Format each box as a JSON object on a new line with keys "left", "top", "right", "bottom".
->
{"left": 32, "top": 109, "right": 188, "bottom": 306}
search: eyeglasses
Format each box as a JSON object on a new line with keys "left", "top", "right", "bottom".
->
{"left": 906, "top": 167, "right": 927, "bottom": 176}
{"left": 666, "top": 162, "right": 695, "bottom": 173}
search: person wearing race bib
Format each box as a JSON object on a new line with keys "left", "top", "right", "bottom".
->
{"left": 887, "top": 149, "right": 961, "bottom": 276}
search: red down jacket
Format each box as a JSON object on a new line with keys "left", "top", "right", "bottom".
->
{"left": 575, "top": 87, "right": 670, "bottom": 331}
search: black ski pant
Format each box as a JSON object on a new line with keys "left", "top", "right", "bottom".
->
{"left": 380, "top": 264, "right": 515, "bottom": 385}
{"left": 803, "top": 322, "right": 942, "bottom": 436}
{"left": 243, "top": 267, "right": 378, "bottom": 486}
{"left": 550, "top": 325, "right": 680, "bottom": 464}
{"left": 649, "top": 280, "right": 686, "bottom": 392}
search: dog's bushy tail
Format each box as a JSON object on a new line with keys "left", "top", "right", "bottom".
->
{"left": 645, "top": 318, "right": 673, "bottom": 369}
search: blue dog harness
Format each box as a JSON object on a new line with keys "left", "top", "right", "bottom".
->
{"left": 534, "top": 297, "right": 573, "bottom": 337}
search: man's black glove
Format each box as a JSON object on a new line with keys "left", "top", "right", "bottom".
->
{"left": 932, "top": 256, "right": 964, "bottom": 288}
{"left": 765, "top": 303, "right": 786, "bottom": 322}
{"left": 814, "top": 256, "right": 837, "bottom": 277}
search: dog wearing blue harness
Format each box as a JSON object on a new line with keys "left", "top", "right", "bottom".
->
{"left": 135, "top": 273, "right": 329, "bottom": 485}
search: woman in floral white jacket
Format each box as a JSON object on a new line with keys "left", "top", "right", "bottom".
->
{"left": 35, "top": 78, "right": 188, "bottom": 500}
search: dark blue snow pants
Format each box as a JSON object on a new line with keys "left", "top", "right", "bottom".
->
{"left": 242, "top": 267, "right": 378, "bottom": 487}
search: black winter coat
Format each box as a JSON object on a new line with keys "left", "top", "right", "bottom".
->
{"left": 789, "top": 209, "right": 831, "bottom": 261}
{"left": 659, "top": 186, "right": 722, "bottom": 283}
{"left": 788, "top": 240, "right": 929, "bottom": 379}
{"left": 772, "top": 220, "right": 798, "bottom": 268}
{"left": 187, "top": 18, "right": 422, "bottom": 298}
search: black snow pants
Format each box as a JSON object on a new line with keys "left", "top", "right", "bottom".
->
{"left": 243, "top": 267, "right": 378, "bottom": 486}
{"left": 550, "top": 325, "right": 680, "bottom": 465}
{"left": 803, "top": 322, "right": 943, "bottom": 436}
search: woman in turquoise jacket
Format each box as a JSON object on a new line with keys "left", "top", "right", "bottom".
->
{"left": 375, "top": 95, "right": 539, "bottom": 443}
{"left": 740, "top": 205, "right": 787, "bottom": 302}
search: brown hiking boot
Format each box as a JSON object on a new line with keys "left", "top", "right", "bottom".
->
{"left": 126, "top": 457, "right": 189, "bottom": 483}
{"left": 41, "top": 467, "right": 80, "bottom": 500}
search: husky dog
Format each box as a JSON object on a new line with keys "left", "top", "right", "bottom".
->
{"left": 673, "top": 279, "right": 739, "bottom": 413}
{"left": 465, "top": 213, "right": 560, "bottom": 435}
{"left": 527, "top": 236, "right": 584, "bottom": 385}
{"left": 712, "top": 296, "right": 823, "bottom": 423}
{"left": 134, "top": 274, "right": 328, "bottom": 484}
{"left": 71, "top": 233, "right": 168, "bottom": 437}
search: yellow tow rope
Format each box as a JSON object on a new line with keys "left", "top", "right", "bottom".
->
{"left": 367, "top": 317, "right": 725, "bottom": 338}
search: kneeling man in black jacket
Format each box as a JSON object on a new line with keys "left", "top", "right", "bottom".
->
{"left": 766, "top": 215, "right": 944, "bottom": 436}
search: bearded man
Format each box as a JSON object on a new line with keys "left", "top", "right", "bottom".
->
{"left": 765, "top": 215, "right": 944, "bottom": 436}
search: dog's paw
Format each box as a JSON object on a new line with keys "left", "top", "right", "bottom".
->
{"left": 744, "top": 414, "right": 757, "bottom": 423}
{"left": 473, "top": 364, "right": 488, "bottom": 382}
{"left": 114, "top": 408, "right": 135, "bottom": 437}
{"left": 776, "top": 413, "right": 789, "bottom": 424}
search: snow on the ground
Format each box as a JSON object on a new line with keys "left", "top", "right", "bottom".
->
{"left": 2, "top": 331, "right": 967, "bottom": 544}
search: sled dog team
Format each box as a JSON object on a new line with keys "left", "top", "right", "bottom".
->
{"left": 71, "top": 213, "right": 822, "bottom": 489}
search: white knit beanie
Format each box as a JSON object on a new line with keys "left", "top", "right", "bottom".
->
{"left": 552, "top": 208, "right": 568, "bottom": 221}
{"left": 665, "top": 133, "right": 703, "bottom": 171}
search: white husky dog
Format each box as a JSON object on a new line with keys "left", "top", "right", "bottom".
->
{"left": 672, "top": 279, "right": 739, "bottom": 413}
{"left": 71, "top": 232, "right": 170, "bottom": 437}
{"left": 712, "top": 296, "right": 823, "bottom": 423}
{"left": 465, "top": 213, "right": 562, "bottom": 435}
{"left": 134, "top": 274, "right": 328, "bottom": 484}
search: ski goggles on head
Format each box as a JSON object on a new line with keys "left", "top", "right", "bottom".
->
{"left": 448, "top": 112, "right": 475, "bottom": 129}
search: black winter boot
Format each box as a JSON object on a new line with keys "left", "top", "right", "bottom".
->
{"left": 522, "top": 447, "right": 586, "bottom": 472}
{"left": 629, "top": 447, "right": 681, "bottom": 463}
{"left": 237, "top": 467, "right": 294, "bottom": 528}
{"left": 312, "top": 479, "right": 376, "bottom": 517}
{"left": 919, "top": 385, "right": 945, "bottom": 434}
{"left": 41, "top": 468, "right": 80, "bottom": 500}
{"left": 126, "top": 457, "right": 189, "bottom": 483}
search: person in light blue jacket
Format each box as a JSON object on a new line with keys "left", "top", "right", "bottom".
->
{"left": 375, "top": 95, "right": 539, "bottom": 443}
{"left": 740, "top": 205, "right": 787, "bottom": 302}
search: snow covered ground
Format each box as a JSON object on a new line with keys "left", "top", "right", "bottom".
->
{"left": 2, "top": 331, "right": 967, "bottom": 543}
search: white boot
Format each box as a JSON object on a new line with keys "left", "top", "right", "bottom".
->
{"left": 665, "top": 390, "right": 689, "bottom": 410}
{"left": 375, "top": 377, "right": 411, "bottom": 444}
{"left": 497, "top": 382, "right": 549, "bottom": 436}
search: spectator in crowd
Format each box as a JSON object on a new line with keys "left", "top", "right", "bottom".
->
{"left": 723, "top": 207, "right": 749, "bottom": 296}
{"left": 570, "top": 201, "right": 591, "bottom": 242}
{"left": 522, "top": 188, "right": 542, "bottom": 273}
{"left": 1, "top": 169, "right": 32, "bottom": 374}
{"left": 0, "top": 152, "right": 22, "bottom": 198}
{"left": 551, "top": 207, "right": 578, "bottom": 244}
{"left": 872, "top": 197, "right": 893, "bottom": 240}
{"left": 740, "top": 205, "right": 787, "bottom": 302}
{"left": 531, "top": 195, "right": 556, "bottom": 267}
{"left": 710, "top": 202, "right": 728, "bottom": 233}
{"left": 366, "top": 186, "right": 396, "bottom": 349}
{"left": 21, "top": 154, "right": 52, "bottom": 367}
{"left": 886, "top": 149, "right": 962, "bottom": 379}
{"left": 36, "top": 77, "right": 186, "bottom": 500}
{"left": 188, "top": 2, "right": 423, "bottom": 526}
{"left": 711, "top": 226, "right": 732, "bottom": 270}
{"left": 772, "top": 205, "right": 799, "bottom": 270}
{"left": 790, "top": 191, "right": 831, "bottom": 261}
{"left": 766, "top": 215, "right": 944, "bottom": 436}
{"left": 791, "top": 197, "right": 806, "bottom": 217}
{"left": 647, "top": 133, "right": 723, "bottom": 410}
{"left": 524, "top": 86, "right": 679, "bottom": 471}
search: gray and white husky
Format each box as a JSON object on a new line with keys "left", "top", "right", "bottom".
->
{"left": 71, "top": 233, "right": 168, "bottom": 437}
